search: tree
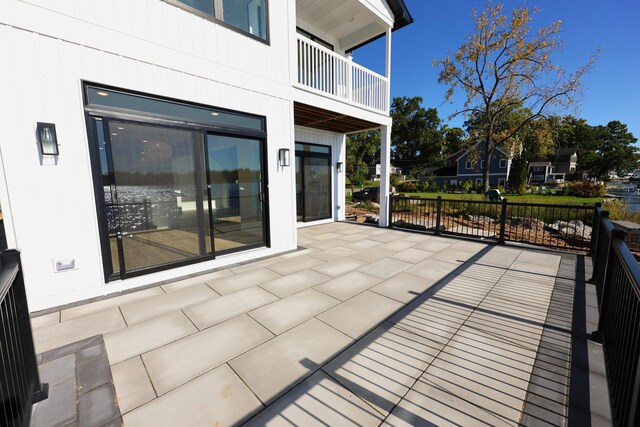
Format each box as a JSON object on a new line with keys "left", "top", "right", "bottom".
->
{"left": 346, "top": 131, "right": 380, "bottom": 192}
{"left": 553, "top": 115, "right": 600, "bottom": 174}
{"left": 553, "top": 116, "right": 638, "bottom": 179}
{"left": 590, "top": 121, "right": 638, "bottom": 179}
{"left": 442, "top": 126, "right": 466, "bottom": 156}
{"left": 390, "top": 96, "right": 445, "bottom": 175}
{"left": 434, "top": 1, "right": 600, "bottom": 191}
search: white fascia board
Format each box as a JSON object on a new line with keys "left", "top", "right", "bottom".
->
{"left": 359, "top": 0, "right": 394, "bottom": 27}
{"left": 293, "top": 87, "right": 392, "bottom": 127}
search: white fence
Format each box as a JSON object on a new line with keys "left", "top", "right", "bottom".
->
{"left": 296, "top": 36, "right": 389, "bottom": 113}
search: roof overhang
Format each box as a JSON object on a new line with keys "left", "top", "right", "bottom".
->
{"left": 346, "top": 0, "right": 414, "bottom": 52}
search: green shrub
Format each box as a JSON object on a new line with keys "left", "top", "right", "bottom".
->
{"left": 603, "top": 198, "right": 640, "bottom": 222}
{"left": 420, "top": 181, "right": 433, "bottom": 192}
{"left": 397, "top": 181, "right": 418, "bottom": 192}
{"left": 358, "top": 200, "right": 379, "bottom": 211}
{"left": 460, "top": 180, "right": 473, "bottom": 194}
{"left": 566, "top": 181, "right": 606, "bottom": 198}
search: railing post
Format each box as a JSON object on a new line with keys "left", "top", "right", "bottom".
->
{"left": 498, "top": 198, "right": 508, "bottom": 244}
{"left": 590, "top": 203, "right": 602, "bottom": 257}
{"left": 594, "top": 228, "right": 626, "bottom": 338}
{"left": 591, "top": 210, "right": 610, "bottom": 288}
{"left": 388, "top": 195, "right": 393, "bottom": 228}
{"left": 346, "top": 56, "right": 353, "bottom": 102}
{"left": 0, "top": 249, "right": 49, "bottom": 427}
{"left": 435, "top": 196, "right": 442, "bottom": 235}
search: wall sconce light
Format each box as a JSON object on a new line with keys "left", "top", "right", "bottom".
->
{"left": 278, "top": 148, "right": 290, "bottom": 167}
{"left": 337, "top": 162, "right": 344, "bottom": 172}
{"left": 36, "top": 122, "right": 59, "bottom": 156}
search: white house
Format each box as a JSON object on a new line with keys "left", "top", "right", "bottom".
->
{"left": 0, "top": 0, "right": 413, "bottom": 310}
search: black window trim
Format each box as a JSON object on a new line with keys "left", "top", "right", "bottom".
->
{"left": 162, "top": 0, "right": 270, "bottom": 45}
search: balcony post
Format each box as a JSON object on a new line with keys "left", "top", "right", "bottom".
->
{"left": 385, "top": 27, "right": 392, "bottom": 110}
{"left": 378, "top": 124, "right": 392, "bottom": 227}
{"left": 346, "top": 54, "right": 353, "bottom": 102}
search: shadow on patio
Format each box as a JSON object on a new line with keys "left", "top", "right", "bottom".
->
{"left": 26, "top": 222, "right": 611, "bottom": 426}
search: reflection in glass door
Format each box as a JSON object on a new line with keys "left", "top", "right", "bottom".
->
{"left": 296, "top": 143, "right": 332, "bottom": 222}
{"left": 102, "top": 120, "right": 210, "bottom": 273}
{"left": 207, "top": 135, "right": 265, "bottom": 252}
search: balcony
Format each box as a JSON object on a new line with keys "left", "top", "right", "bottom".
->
{"left": 23, "top": 216, "right": 629, "bottom": 426}
{"left": 295, "top": 35, "right": 389, "bottom": 114}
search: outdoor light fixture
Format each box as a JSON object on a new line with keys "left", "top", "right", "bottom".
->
{"left": 337, "top": 162, "right": 344, "bottom": 172}
{"left": 36, "top": 122, "right": 59, "bottom": 156}
{"left": 278, "top": 148, "right": 290, "bottom": 167}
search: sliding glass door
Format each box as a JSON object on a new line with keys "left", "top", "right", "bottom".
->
{"left": 85, "top": 84, "right": 268, "bottom": 281}
{"left": 98, "top": 119, "right": 210, "bottom": 274}
{"left": 208, "top": 135, "right": 265, "bottom": 252}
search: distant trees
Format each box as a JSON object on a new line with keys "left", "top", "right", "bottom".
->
{"left": 434, "top": 1, "right": 600, "bottom": 191}
{"left": 390, "top": 96, "right": 445, "bottom": 176}
{"left": 346, "top": 131, "right": 379, "bottom": 192}
{"left": 553, "top": 117, "right": 639, "bottom": 179}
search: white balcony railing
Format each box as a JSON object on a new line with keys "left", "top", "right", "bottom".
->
{"left": 296, "top": 36, "right": 389, "bottom": 114}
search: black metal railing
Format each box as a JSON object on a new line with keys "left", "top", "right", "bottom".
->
{"left": 590, "top": 207, "right": 640, "bottom": 426}
{"left": 0, "top": 250, "right": 47, "bottom": 427}
{"left": 390, "top": 195, "right": 595, "bottom": 252}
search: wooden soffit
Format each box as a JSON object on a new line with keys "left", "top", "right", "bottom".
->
{"left": 294, "top": 102, "right": 380, "bottom": 134}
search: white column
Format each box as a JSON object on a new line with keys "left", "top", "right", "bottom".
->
{"left": 336, "top": 134, "right": 346, "bottom": 221}
{"left": 385, "top": 27, "right": 392, "bottom": 110}
{"left": 379, "top": 124, "right": 392, "bottom": 227}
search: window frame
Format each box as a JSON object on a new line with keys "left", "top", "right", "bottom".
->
{"left": 498, "top": 178, "right": 506, "bottom": 187}
{"left": 465, "top": 160, "right": 472, "bottom": 169}
{"left": 83, "top": 82, "right": 270, "bottom": 282}
{"left": 499, "top": 158, "right": 507, "bottom": 168}
{"left": 163, "top": 0, "right": 270, "bottom": 45}
{"left": 476, "top": 178, "right": 483, "bottom": 185}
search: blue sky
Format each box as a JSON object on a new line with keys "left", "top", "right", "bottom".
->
{"left": 354, "top": 0, "right": 640, "bottom": 139}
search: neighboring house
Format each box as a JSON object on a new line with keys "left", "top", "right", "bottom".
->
{"left": 371, "top": 163, "right": 402, "bottom": 181}
{"left": 427, "top": 143, "right": 512, "bottom": 188}
{"left": 0, "top": 0, "right": 413, "bottom": 310}
{"left": 528, "top": 162, "right": 565, "bottom": 185}
{"left": 551, "top": 147, "right": 578, "bottom": 174}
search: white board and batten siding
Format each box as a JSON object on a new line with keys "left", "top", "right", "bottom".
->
{"left": 0, "top": 0, "right": 298, "bottom": 310}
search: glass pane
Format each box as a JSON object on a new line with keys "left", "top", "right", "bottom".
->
{"left": 208, "top": 134, "right": 264, "bottom": 251}
{"left": 108, "top": 121, "right": 209, "bottom": 271}
{"left": 86, "top": 86, "right": 264, "bottom": 131}
{"left": 303, "top": 157, "right": 331, "bottom": 221}
{"left": 295, "top": 143, "right": 330, "bottom": 154}
{"left": 176, "top": 0, "right": 214, "bottom": 16}
{"left": 222, "top": 0, "right": 267, "bottom": 39}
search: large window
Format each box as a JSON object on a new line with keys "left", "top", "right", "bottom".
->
{"left": 170, "top": 0, "right": 268, "bottom": 41}
{"left": 85, "top": 84, "right": 268, "bottom": 281}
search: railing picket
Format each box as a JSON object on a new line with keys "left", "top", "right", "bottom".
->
{"left": 1, "top": 250, "right": 48, "bottom": 427}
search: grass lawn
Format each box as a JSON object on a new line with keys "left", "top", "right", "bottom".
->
{"left": 401, "top": 192, "right": 601, "bottom": 206}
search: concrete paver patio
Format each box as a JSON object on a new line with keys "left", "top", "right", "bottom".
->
{"left": 30, "top": 222, "right": 591, "bottom": 426}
